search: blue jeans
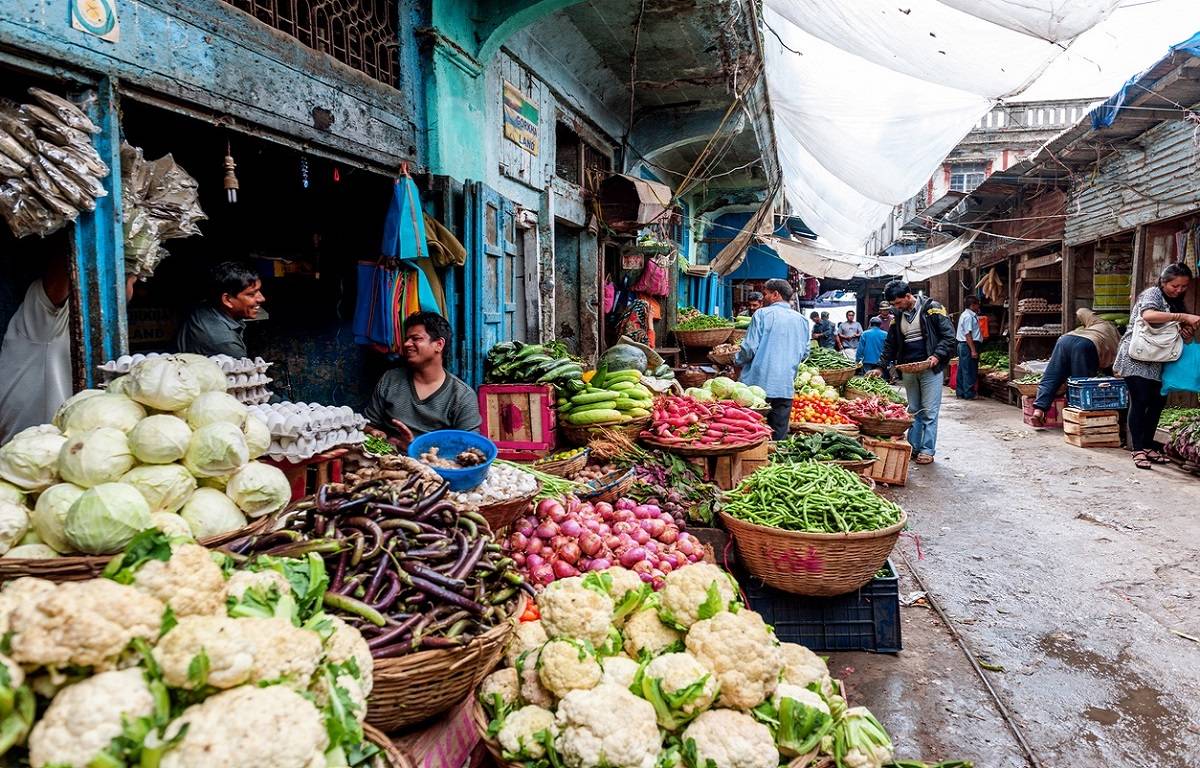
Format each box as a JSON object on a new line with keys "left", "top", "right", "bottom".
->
{"left": 956, "top": 342, "right": 977, "bottom": 399}
{"left": 1034, "top": 335, "right": 1099, "bottom": 411}
{"left": 902, "top": 368, "right": 943, "bottom": 457}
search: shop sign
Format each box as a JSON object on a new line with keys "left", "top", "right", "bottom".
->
{"left": 70, "top": 0, "right": 120, "bottom": 42}
{"left": 503, "top": 82, "right": 538, "bottom": 156}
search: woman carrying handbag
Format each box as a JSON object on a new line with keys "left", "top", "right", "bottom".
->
{"left": 1114, "top": 262, "right": 1200, "bottom": 469}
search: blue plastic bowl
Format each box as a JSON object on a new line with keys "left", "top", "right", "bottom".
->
{"left": 408, "top": 430, "right": 498, "bottom": 491}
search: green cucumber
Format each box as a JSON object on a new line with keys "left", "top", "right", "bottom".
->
{"left": 608, "top": 381, "right": 638, "bottom": 392}
{"left": 625, "top": 407, "right": 650, "bottom": 418}
{"left": 572, "top": 390, "right": 619, "bottom": 405}
{"left": 569, "top": 400, "right": 618, "bottom": 414}
{"left": 567, "top": 408, "right": 622, "bottom": 425}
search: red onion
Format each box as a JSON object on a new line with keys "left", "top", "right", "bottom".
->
{"left": 559, "top": 542, "right": 581, "bottom": 565}
{"left": 638, "top": 572, "right": 653, "bottom": 583}
{"left": 512, "top": 552, "right": 527, "bottom": 566}
{"left": 552, "top": 560, "right": 579, "bottom": 579}
{"left": 531, "top": 563, "right": 555, "bottom": 585}
{"left": 613, "top": 521, "right": 636, "bottom": 536}
{"left": 620, "top": 547, "right": 647, "bottom": 568}
{"left": 527, "top": 537, "right": 544, "bottom": 555}
{"left": 658, "top": 527, "right": 679, "bottom": 544}
{"left": 551, "top": 535, "right": 570, "bottom": 550}
{"left": 508, "top": 532, "right": 529, "bottom": 551}
{"left": 594, "top": 501, "right": 613, "bottom": 518}
{"left": 525, "top": 553, "right": 545, "bottom": 570}
{"left": 549, "top": 505, "right": 569, "bottom": 524}
{"left": 597, "top": 523, "right": 611, "bottom": 536}
{"left": 663, "top": 553, "right": 681, "bottom": 569}
{"left": 643, "top": 540, "right": 658, "bottom": 554}
{"left": 641, "top": 518, "right": 666, "bottom": 537}
{"left": 604, "top": 535, "right": 621, "bottom": 550}
{"left": 579, "top": 557, "right": 591, "bottom": 570}
{"left": 587, "top": 557, "right": 612, "bottom": 571}
{"left": 560, "top": 519, "right": 583, "bottom": 537}
{"left": 579, "top": 532, "right": 604, "bottom": 556}
{"left": 633, "top": 505, "right": 653, "bottom": 520}
{"left": 537, "top": 499, "right": 563, "bottom": 518}
{"left": 614, "top": 509, "right": 635, "bottom": 523}
{"left": 516, "top": 518, "right": 535, "bottom": 537}
{"left": 651, "top": 576, "right": 665, "bottom": 590}
{"left": 536, "top": 522, "right": 558, "bottom": 539}
{"left": 633, "top": 529, "right": 651, "bottom": 546}
{"left": 584, "top": 519, "right": 602, "bottom": 532}
{"left": 676, "top": 538, "right": 694, "bottom": 557}
{"left": 615, "top": 499, "right": 635, "bottom": 511}
{"left": 659, "top": 560, "right": 673, "bottom": 574}
{"left": 566, "top": 497, "right": 582, "bottom": 514}
{"left": 686, "top": 551, "right": 703, "bottom": 562}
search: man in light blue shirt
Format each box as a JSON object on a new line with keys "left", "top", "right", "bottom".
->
{"left": 736, "top": 278, "right": 811, "bottom": 440}
{"left": 955, "top": 295, "right": 982, "bottom": 399}
{"left": 856, "top": 317, "right": 888, "bottom": 374}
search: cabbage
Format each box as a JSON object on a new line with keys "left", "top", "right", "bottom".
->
{"left": 128, "top": 415, "right": 192, "bottom": 464}
{"left": 183, "top": 423, "right": 249, "bottom": 477}
{"left": 731, "top": 386, "right": 758, "bottom": 408}
{"left": 0, "top": 500, "right": 29, "bottom": 555}
{"left": 64, "top": 482, "right": 152, "bottom": 554}
{"left": 823, "top": 388, "right": 839, "bottom": 400}
{"left": 242, "top": 416, "right": 271, "bottom": 460}
{"left": 184, "top": 391, "right": 247, "bottom": 430}
{"left": 106, "top": 376, "right": 131, "bottom": 396}
{"left": 52, "top": 389, "right": 104, "bottom": 429}
{"left": 32, "top": 482, "right": 85, "bottom": 553}
{"left": 58, "top": 428, "right": 136, "bottom": 488}
{"left": 18, "top": 530, "right": 42, "bottom": 546}
{"left": 126, "top": 356, "right": 201, "bottom": 411}
{"left": 197, "top": 474, "right": 230, "bottom": 491}
{"left": 708, "top": 377, "right": 737, "bottom": 399}
{"left": 121, "top": 464, "right": 197, "bottom": 514}
{"left": 225, "top": 462, "right": 291, "bottom": 518}
{"left": 0, "top": 428, "right": 67, "bottom": 491}
{"left": 175, "top": 353, "right": 227, "bottom": 393}
{"left": 179, "top": 488, "right": 246, "bottom": 540}
{"left": 63, "top": 394, "right": 147, "bottom": 434}
{"left": 684, "top": 387, "right": 714, "bottom": 403}
{"left": 0, "top": 481, "right": 25, "bottom": 506}
{"left": 150, "top": 512, "right": 194, "bottom": 540}
{"left": 3, "top": 543, "right": 59, "bottom": 559}
{"left": 747, "top": 385, "right": 766, "bottom": 399}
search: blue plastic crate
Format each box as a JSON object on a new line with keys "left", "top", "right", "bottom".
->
{"left": 1067, "top": 377, "right": 1128, "bottom": 411}
{"left": 737, "top": 560, "right": 902, "bottom": 654}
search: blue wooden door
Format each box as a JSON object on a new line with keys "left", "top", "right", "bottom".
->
{"left": 465, "top": 182, "right": 518, "bottom": 385}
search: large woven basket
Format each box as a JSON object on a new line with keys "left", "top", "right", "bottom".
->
{"left": 0, "top": 514, "right": 276, "bottom": 583}
{"left": 364, "top": 723, "right": 412, "bottom": 768}
{"left": 824, "top": 457, "right": 877, "bottom": 475}
{"left": 818, "top": 367, "right": 856, "bottom": 388}
{"left": 560, "top": 417, "right": 651, "bottom": 447}
{"left": 728, "top": 328, "right": 747, "bottom": 345}
{"left": 473, "top": 699, "right": 517, "bottom": 768}
{"left": 676, "top": 368, "right": 710, "bottom": 389}
{"left": 1011, "top": 381, "right": 1041, "bottom": 398}
{"left": 790, "top": 421, "right": 860, "bottom": 438}
{"left": 534, "top": 449, "right": 589, "bottom": 478}
{"left": 640, "top": 436, "right": 766, "bottom": 457}
{"left": 708, "top": 349, "right": 737, "bottom": 366}
{"left": 477, "top": 483, "right": 541, "bottom": 533}
{"left": 674, "top": 327, "right": 733, "bottom": 347}
{"left": 843, "top": 387, "right": 872, "bottom": 401}
{"left": 720, "top": 508, "right": 907, "bottom": 596}
{"left": 895, "top": 359, "right": 934, "bottom": 375}
{"left": 576, "top": 467, "right": 636, "bottom": 503}
{"left": 848, "top": 414, "right": 913, "bottom": 438}
{"left": 366, "top": 602, "right": 518, "bottom": 731}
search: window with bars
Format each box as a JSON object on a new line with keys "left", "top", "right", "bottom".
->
{"left": 221, "top": 0, "right": 399, "bottom": 87}
{"left": 949, "top": 162, "right": 987, "bottom": 193}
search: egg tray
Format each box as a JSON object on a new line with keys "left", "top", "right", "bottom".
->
{"left": 97, "top": 353, "right": 272, "bottom": 378}
{"left": 248, "top": 402, "right": 367, "bottom": 439}
{"left": 264, "top": 430, "right": 366, "bottom": 463}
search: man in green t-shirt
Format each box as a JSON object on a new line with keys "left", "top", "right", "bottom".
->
{"left": 364, "top": 312, "right": 481, "bottom": 451}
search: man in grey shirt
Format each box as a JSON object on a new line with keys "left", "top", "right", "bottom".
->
{"left": 364, "top": 312, "right": 481, "bottom": 450}
{"left": 176, "top": 262, "right": 266, "bottom": 357}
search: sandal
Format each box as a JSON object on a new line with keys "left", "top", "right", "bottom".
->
{"left": 1030, "top": 409, "right": 1046, "bottom": 427}
{"left": 915, "top": 454, "right": 934, "bottom": 465}
{"left": 1146, "top": 450, "right": 1170, "bottom": 464}
{"left": 1132, "top": 451, "right": 1152, "bottom": 470}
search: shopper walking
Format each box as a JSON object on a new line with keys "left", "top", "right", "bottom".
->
{"left": 955, "top": 296, "right": 982, "bottom": 400}
{"left": 736, "top": 278, "right": 811, "bottom": 441}
{"left": 856, "top": 317, "right": 888, "bottom": 374}
{"left": 815, "top": 312, "right": 837, "bottom": 349}
{"left": 1031, "top": 308, "right": 1121, "bottom": 425}
{"left": 870, "top": 279, "right": 956, "bottom": 464}
{"left": 838, "top": 310, "right": 864, "bottom": 357}
{"left": 1114, "top": 263, "right": 1200, "bottom": 469}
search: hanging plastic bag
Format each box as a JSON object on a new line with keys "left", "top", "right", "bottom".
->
{"left": 630, "top": 254, "right": 670, "bottom": 296}
{"left": 1161, "top": 340, "right": 1200, "bottom": 395}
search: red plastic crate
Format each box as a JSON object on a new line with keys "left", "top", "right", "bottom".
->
{"left": 1022, "top": 395, "right": 1065, "bottom": 429}
{"left": 478, "top": 384, "right": 557, "bottom": 460}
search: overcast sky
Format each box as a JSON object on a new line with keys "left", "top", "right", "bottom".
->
{"left": 1016, "top": 0, "right": 1200, "bottom": 102}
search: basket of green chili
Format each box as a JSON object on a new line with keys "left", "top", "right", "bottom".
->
{"left": 719, "top": 462, "right": 907, "bottom": 596}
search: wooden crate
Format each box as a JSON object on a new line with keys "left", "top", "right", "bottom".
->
{"left": 1064, "top": 433, "right": 1122, "bottom": 448}
{"left": 477, "top": 384, "right": 556, "bottom": 460}
{"left": 1062, "top": 407, "right": 1121, "bottom": 447}
{"left": 861, "top": 437, "right": 912, "bottom": 487}
{"left": 710, "top": 442, "right": 771, "bottom": 491}
{"left": 262, "top": 449, "right": 345, "bottom": 502}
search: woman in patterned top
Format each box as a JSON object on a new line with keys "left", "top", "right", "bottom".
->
{"left": 1114, "top": 263, "right": 1200, "bottom": 469}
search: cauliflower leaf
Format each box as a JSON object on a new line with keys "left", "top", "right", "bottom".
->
{"left": 102, "top": 529, "right": 174, "bottom": 585}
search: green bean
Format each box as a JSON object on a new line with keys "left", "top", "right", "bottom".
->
{"left": 723, "top": 462, "right": 902, "bottom": 534}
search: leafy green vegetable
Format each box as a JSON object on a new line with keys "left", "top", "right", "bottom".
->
{"left": 103, "top": 529, "right": 174, "bottom": 584}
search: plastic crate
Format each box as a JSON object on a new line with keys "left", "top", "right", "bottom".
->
{"left": 737, "top": 560, "right": 902, "bottom": 654}
{"left": 1067, "top": 377, "right": 1128, "bottom": 411}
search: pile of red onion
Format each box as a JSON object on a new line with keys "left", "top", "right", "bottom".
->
{"left": 506, "top": 496, "right": 706, "bottom": 589}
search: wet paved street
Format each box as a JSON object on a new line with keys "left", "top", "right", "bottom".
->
{"left": 830, "top": 394, "right": 1200, "bottom": 767}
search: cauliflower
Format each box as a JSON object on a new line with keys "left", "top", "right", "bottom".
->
{"left": 685, "top": 611, "right": 782, "bottom": 711}
{"left": 555, "top": 683, "right": 660, "bottom": 768}
{"left": 538, "top": 577, "right": 615, "bottom": 647}
{"left": 150, "top": 512, "right": 193, "bottom": 540}
{"left": 28, "top": 668, "right": 155, "bottom": 768}
{"left": 833, "top": 707, "right": 893, "bottom": 768}
{"left": 587, "top": 567, "right": 650, "bottom": 625}
{"left": 153, "top": 615, "right": 255, "bottom": 690}
{"left": 131, "top": 543, "right": 227, "bottom": 617}
{"left": 310, "top": 668, "right": 367, "bottom": 725}
{"left": 322, "top": 616, "right": 374, "bottom": 696}
{"left": 681, "top": 709, "right": 777, "bottom": 768}
{"left": 638, "top": 652, "right": 718, "bottom": 730}
{"left": 159, "top": 684, "right": 328, "bottom": 768}
{"left": 480, "top": 667, "right": 520, "bottom": 710}
{"left": 538, "top": 638, "right": 602, "bottom": 699}
{"left": 0, "top": 577, "right": 56, "bottom": 635}
{"left": 516, "top": 648, "right": 554, "bottom": 708}
{"left": 599, "top": 655, "right": 640, "bottom": 689}
{"left": 241, "top": 617, "right": 323, "bottom": 689}
{"left": 224, "top": 568, "right": 291, "bottom": 602}
{"left": 779, "top": 642, "right": 834, "bottom": 697}
{"left": 497, "top": 705, "right": 556, "bottom": 760}
{"left": 658, "top": 563, "right": 737, "bottom": 630}
{"left": 505, "top": 619, "right": 549, "bottom": 667}
{"left": 623, "top": 607, "right": 683, "bottom": 660}
{"left": 768, "top": 683, "right": 833, "bottom": 756}
{"left": 0, "top": 653, "right": 24, "bottom": 689}
{"left": 10, "top": 580, "right": 163, "bottom": 671}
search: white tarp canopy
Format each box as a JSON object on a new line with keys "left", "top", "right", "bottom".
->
{"left": 763, "top": 0, "right": 1119, "bottom": 263}
{"left": 764, "top": 231, "right": 978, "bottom": 282}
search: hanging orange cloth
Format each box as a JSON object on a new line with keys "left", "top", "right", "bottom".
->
{"left": 644, "top": 295, "right": 662, "bottom": 348}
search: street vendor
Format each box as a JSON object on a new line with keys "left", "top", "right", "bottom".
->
{"left": 1031, "top": 308, "right": 1121, "bottom": 427}
{"left": 735, "top": 278, "right": 810, "bottom": 441}
{"left": 364, "top": 311, "right": 481, "bottom": 451}
{"left": 870, "top": 279, "right": 955, "bottom": 465}
{"left": 176, "top": 261, "right": 266, "bottom": 358}
{"left": 744, "top": 291, "right": 763, "bottom": 315}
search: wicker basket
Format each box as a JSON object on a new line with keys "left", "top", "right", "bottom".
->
{"left": 640, "top": 436, "right": 766, "bottom": 457}
{"left": 848, "top": 414, "right": 913, "bottom": 438}
{"left": 790, "top": 421, "right": 859, "bottom": 438}
{"left": 560, "top": 417, "right": 651, "bottom": 447}
{"left": 674, "top": 327, "right": 733, "bottom": 347}
{"left": 0, "top": 513, "right": 276, "bottom": 583}
{"left": 720, "top": 508, "right": 907, "bottom": 596}
{"left": 825, "top": 457, "right": 877, "bottom": 475}
{"left": 676, "top": 368, "right": 710, "bottom": 389}
{"left": 818, "top": 367, "right": 857, "bottom": 388}
{"left": 364, "top": 723, "right": 412, "bottom": 768}
{"left": 472, "top": 699, "right": 514, "bottom": 768}
{"left": 728, "top": 328, "right": 747, "bottom": 345}
{"left": 895, "top": 359, "right": 934, "bottom": 374}
{"left": 843, "top": 387, "right": 873, "bottom": 401}
{"left": 367, "top": 603, "right": 518, "bottom": 731}
{"left": 577, "top": 467, "right": 636, "bottom": 503}
{"left": 534, "top": 449, "right": 589, "bottom": 478}
{"left": 708, "top": 349, "right": 737, "bottom": 366}
{"left": 1011, "top": 381, "right": 1041, "bottom": 398}
{"left": 476, "top": 483, "right": 541, "bottom": 533}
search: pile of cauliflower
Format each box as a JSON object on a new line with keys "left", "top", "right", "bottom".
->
{"left": 0, "top": 354, "right": 294, "bottom": 559}
{"left": 478, "top": 562, "right": 896, "bottom": 768}
{"left": 0, "top": 530, "right": 380, "bottom": 768}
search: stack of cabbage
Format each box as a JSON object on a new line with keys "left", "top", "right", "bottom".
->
{"left": 0, "top": 354, "right": 292, "bottom": 558}
{"left": 0, "top": 532, "right": 379, "bottom": 767}
{"left": 480, "top": 563, "right": 896, "bottom": 768}
{"left": 683, "top": 376, "right": 767, "bottom": 409}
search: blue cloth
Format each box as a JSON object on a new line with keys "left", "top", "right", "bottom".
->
{"left": 736, "top": 301, "right": 811, "bottom": 399}
{"left": 902, "top": 368, "right": 943, "bottom": 457}
{"left": 381, "top": 178, "right": 439, "bottom": 313}
{"left": 956, "top": 309, "right": 982, "bottom": 342}
{"left": 1162, "top": 339, "right": 1200, "bottom": 394}
{"left": 856, "top": 327, "right": 887, "bottom": 366}
{"left": 956, "top": 342, "right": 977, "bottom": 399}
{"left": 1035, "top": 335, "right": 1099, "bottom": 410}
{"left": 814, "top": 320, "right": 837, "bottom": 348}
{"left": 1093, "top": 30, "right": 1200, "bottom": 129}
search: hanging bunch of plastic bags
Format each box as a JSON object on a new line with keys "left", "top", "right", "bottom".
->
{"left": 121, "top": 142, "right": 206, "bottom": 279}
{"left": 0, "top": 87, "right": 110, "bottom": 238}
